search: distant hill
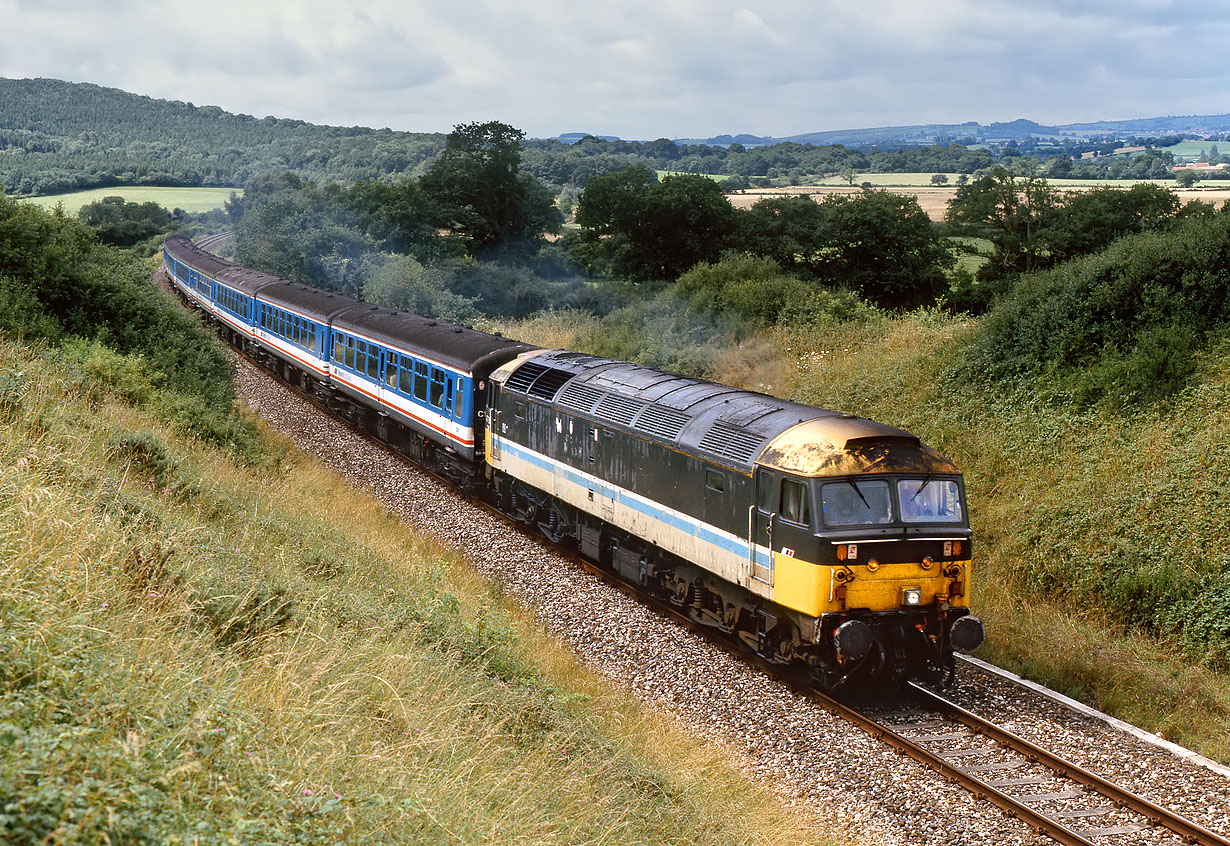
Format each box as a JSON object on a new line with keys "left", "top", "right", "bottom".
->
{"left": 0, "top": 77, "right": 443, "bottom": 195}
{"left": 675, "top": 114, "right": 1230, "bottom": 149}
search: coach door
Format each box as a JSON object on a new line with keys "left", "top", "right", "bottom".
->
{"left": 486, "top": 381, "right": 502, "bottom": 460}
{"left": 748, "top": 467, "right": 775, "bottom": 586}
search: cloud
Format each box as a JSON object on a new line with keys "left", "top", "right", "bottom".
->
{"left": 3, "top": 0, "right": 1230, "bottom": 138}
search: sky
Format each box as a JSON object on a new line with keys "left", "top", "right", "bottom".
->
{"left": 3, "top": 0, "right": 1230, "bottom": 140}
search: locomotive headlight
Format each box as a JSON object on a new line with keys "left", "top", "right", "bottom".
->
{"left": 903, "top": 588, "right": 922, "bottom": 606}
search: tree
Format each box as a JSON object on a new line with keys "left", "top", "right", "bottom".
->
{"left": 740, "top": 191, "right": 952, "bottom": 308}
{"left": 574, "top": 167, "right": 739, "bottom": 280}
{"left": 334, "top": 180, "right": 456, "bottom": 261}
{"left": 77, "top": 196, "right": 170, "bottom": 246}
{"left": 1175, "top": 170, "right": 1199, "bottom": 188}
{"left": 945, "top": 167, "right": 1060, "bottom": 276}
{"left": 1044, "top": 184, "right": 1181, "bottom": 263}
{"left": 930, "top": 173, "right": 949, "bottom": 186}
{"left": 419, "top": 121, "right": 562, "bottom": 255}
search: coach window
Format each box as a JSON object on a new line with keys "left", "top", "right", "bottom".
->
{"left": 781, "top": 478, "right": 812, "bottom": 527}
{"left": 429, "top": 367, "right": 445, "bottom": 409}
{"left": 385, "top": 355, "right": 397, "bottom": 387}
{"left": 399, "top": 356, "right": 413, "bottom": 394}
{"left": 308, "top": 326, "right": 317, "bottom": 353}
{"left": 414, "top": 362, "right": 429, "bottom": 402}
{"left": 366, "top": 346, "right": 380, "bottom": 380}
{"left": 344, "top": 338, "right": 356, "bottom": 370}
{"left": 333, "top": 335, "right": 344, "bottom": 364}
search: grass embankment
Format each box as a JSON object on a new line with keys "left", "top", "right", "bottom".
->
{"left": 776, "top": 314, "right": 1230, "bottom": 760}
{"left": 0, "top": 338, "right": 839, "bottom": 845}
{"left": 501, "top": 308, "right": 1230, "bottom": 761}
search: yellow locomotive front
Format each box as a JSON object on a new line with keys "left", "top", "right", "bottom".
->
{"left": 753, "top": 419, "right": 983, "bottom": 687}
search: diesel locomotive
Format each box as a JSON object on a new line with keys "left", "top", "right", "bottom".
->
{"left": 163, "top": 235, "right": 984, "bottom": 688}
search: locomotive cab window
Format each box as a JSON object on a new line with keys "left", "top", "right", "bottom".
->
{"left": 898, "top": 478, "right": 963, "bottom": 523}
{"left": 780, "top": 478, "right": 812, "bottom": 526}
{"left": 705, "top": 469, "right": 726, "bottom": 493}
{"left": 821, "top": 479, "right": 893, "bottom": 527}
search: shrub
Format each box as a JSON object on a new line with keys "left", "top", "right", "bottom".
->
{"left": 971, "top": 213, "right": 1230, "bottom": 406}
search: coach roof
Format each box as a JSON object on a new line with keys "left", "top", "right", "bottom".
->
{"left": 332, "top": 302, "right": 537, "bottom": 374}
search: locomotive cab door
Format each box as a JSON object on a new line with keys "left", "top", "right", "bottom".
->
{"left": 749, "top": 467, "right": 776, "bottom": 586}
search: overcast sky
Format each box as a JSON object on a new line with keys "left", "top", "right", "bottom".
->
{"left": 3, "top": 0, "right": 1229, "bottom": 140}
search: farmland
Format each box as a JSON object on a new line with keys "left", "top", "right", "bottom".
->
{"left": 20, "top": 185, "right": 237, "bottom": 214}
{"left": 728, "top": 174, "right": 1230, "bottom": 220}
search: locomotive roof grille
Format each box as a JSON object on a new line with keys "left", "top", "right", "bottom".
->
{"left": 634, "top": 404, "right": 690, "bottom": 440}
{"left": 594, "top": 393, "right": 648, "bottom": 425}
{"left": 505, "top": 362, "right": 575, "bottom": 400}
{"left": 698, "top": 422, "right": 765, "bottom": 464}
{"left": 557, "top": 383, "right": 603, "bottom": 412}
{"left": 504, "top": 362, "right": 549, "bottom": 393}
{"left": 527, "top": 368, "right": 575, "bottom": 399}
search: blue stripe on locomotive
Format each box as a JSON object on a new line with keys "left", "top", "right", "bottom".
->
{"left": 493, "top": 435, "right": 772, "bottom": 568}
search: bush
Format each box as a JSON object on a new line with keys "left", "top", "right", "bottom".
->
{"left": 971, "top": 213, "right": 1230, "bottom": 406}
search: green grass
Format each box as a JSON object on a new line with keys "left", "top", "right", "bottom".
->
{"left": 775, "top": 313, "right": 1230, "bottom": 761}
{"left": 0, "top": 336, "right": 842, "bottom": 845}
{"left": 655, "top": 170, "right": 730, "bottom": 182}
{"left": 1164, "top": 141, "right": 1222, "bottom": 162}
{"left": 20, "top": 186, "right": 239, "bottom": 214}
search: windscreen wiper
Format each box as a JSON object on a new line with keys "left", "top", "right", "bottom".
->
{"left": 909, "top": 474, "right": 934, "bottom": 502}
{"left": 846, "top": 477, "right": 871, "bottom": 510}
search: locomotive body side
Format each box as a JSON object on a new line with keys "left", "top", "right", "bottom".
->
{"left": 486, "top": 350, "right": 982, "bottom": 686}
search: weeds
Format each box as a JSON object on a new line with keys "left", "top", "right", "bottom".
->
{"left": 0, "top": 337, "right": 837, "bottom": 845}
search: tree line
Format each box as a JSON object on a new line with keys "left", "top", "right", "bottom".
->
{"left": 8, "top": 78, "right": 1209, "bottom": 201}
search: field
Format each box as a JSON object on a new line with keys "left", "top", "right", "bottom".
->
{"left": 729, "top": 175, "right": 1230, "bottom": 220}
{"left": 656, "top": 170, "right": 731, "bottom": 182}
{"left": 21, "top": 185, "right": 238, "bottom": 214}
{"left": 0, "top": 335, "right": 840, "bottom": 844}
{"left": 1164, "top": 140, "right": 1224, "bottom": 162}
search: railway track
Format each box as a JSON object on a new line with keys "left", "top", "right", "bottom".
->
{"left": 550, "top": 538, "right": 1230, "bottom": 846}
{"left": 162, "top": 246, "right": 1230, "bottom": 846}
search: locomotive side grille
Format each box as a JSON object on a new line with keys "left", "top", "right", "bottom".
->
{"left": 558, "top": 383, "right": 603, "bottom": 412}
{"left": 698, "top": 422, "right": 764, "bottom": 464}
{"left": 595, "top": 393, "right": 647, "bottom": 425}
{"left": 635, "top": 404, "right": 690, "bottom": 440}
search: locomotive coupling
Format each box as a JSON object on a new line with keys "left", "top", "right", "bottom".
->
{"left": 949, "top": 615, "right": 985, "bottom": 652}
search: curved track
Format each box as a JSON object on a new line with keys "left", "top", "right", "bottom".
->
{"left": 162, "top": 243, "right": 1230, "bottom": 846}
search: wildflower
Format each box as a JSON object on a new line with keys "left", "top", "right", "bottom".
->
{"left": 302, "top": 789, "right": 313, "bottom": 795}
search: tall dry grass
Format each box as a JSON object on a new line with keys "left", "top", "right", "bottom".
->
{"left": 0, "top": 338, "right": 841, "bottom": 845}
{"left": 775, "top": 312, "right": 1230, "bottom": 761}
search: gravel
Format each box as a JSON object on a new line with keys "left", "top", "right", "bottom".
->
{"left": 217, "top": 313, "right": 1229, "bottom": 846}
